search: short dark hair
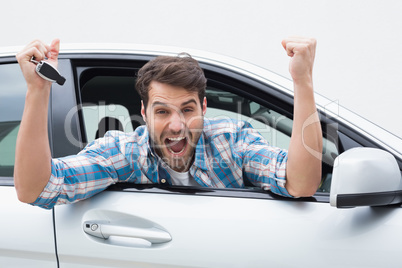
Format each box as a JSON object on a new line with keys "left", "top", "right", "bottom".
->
{"left": 135, "top": 53, "right": 207, "bottom": 110}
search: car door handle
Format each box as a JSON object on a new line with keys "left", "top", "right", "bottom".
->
{"left": 83, "top": 221, "right": 172, "bottom": 244}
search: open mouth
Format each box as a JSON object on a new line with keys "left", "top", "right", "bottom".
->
{"left": 164, "top": 136, "right": 188, "bottom": 155}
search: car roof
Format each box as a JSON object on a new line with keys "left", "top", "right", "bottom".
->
{"left": 1, "top": 43, "right": 401, "bottom": 157}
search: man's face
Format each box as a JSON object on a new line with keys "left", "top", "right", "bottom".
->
{"left": 141, "top": 81, "right": 207, "bottom": 172}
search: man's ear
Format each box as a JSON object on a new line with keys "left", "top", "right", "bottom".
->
{"left": 202, "top": 97, "right": 207, "bottom": 115}
{"left": 141, "top": 101, "right": 147, "bottom": 123}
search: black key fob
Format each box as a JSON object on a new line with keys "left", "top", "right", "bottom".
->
{"left": 30, "top": 58, "right": 66, "bottom": 85}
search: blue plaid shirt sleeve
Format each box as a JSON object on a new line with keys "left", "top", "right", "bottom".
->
{"left": 31, "top": 131, "right": 135, "bottom": 209}
{"left": 239, "top": 125, "right": 291, "bottom": 197}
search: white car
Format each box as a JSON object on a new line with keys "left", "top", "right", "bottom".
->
{"left": 0, "top": 44, "right": 401, "bottom": 268}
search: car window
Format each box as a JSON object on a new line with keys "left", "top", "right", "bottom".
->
{"left": 75, "top": 64, "right": 340, "bottom": 194}
{"left": 0, "top": 63, "right": 26, "bottom": 180}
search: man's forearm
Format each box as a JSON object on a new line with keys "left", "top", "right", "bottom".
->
{"left": 286, "top": 80, "right": 322, "bottom": 197}
{"left": 280, "top": 37, "right": 322, "bottom": 197}
{"left": 14, "top": 86, "right": 52, "bottom": 203}
{"left": 14, "top": 39, "right": 60, "bottom": 204}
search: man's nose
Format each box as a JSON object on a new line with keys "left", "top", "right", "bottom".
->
{"left": 168, "top": 111, "right": 184, "bottom": 133}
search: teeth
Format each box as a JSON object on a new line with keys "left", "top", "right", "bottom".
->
{"left": 167, "top": 137, "right": 185, "bottom": 141}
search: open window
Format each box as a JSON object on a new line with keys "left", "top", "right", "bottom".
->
{"left": 73, "top": 60, "right": 349, "bottom": 197}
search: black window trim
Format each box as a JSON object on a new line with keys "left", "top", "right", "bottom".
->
{"left": 106, "top": 183, "right": 328, "bottom": 203}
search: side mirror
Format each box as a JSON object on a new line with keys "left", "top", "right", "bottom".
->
{"left": 330, "top": 147, "right": 402, "bottom": 208}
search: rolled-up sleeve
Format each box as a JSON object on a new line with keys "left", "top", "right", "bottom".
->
{"left": 31, "top": 131, "right": 134, "bottom": 209}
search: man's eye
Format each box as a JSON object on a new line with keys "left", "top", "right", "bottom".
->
{"left": 183, "top": 108, "right": 193, "bottom": 113}
{"left": 156, "top": 110, "right": 167, "bottom": 115}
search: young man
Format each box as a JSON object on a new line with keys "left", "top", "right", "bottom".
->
{"left": 14, "top": 37, "right": 322, "bottom": 209}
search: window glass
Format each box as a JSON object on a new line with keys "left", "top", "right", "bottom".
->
{"left": 0, "top": 63, "right": 26, "bottom": 177}
{"left": 82, "top": 104, "right": 134, "bottom": 143}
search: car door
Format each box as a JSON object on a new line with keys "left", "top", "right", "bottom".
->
{"left": 0, "top": 59, "right": 57, "bottom": 267}
{"left": 51, "top": 54, "right": 402, "bottom": 267}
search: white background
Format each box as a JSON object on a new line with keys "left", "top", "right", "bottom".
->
{"left": 2, "top": 0, "right": 401, "bottom": 138}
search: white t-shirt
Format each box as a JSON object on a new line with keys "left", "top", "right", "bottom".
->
{"left": 164, "top": 164, "right": 199, "bottom": 187}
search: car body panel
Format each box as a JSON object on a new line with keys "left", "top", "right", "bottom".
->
{"left": 0, "top": 187, "right": 56, "bottom": 267}
{"left": 54, "top": 188, "right": 402, "bottom": 268}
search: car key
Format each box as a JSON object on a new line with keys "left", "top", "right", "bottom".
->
{"left": 30, "top": 57, "right": 66, "bottom": 85}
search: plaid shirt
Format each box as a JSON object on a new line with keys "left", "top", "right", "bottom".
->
{"left": 33, "top": 118, "right": 291, "bottom": 209}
